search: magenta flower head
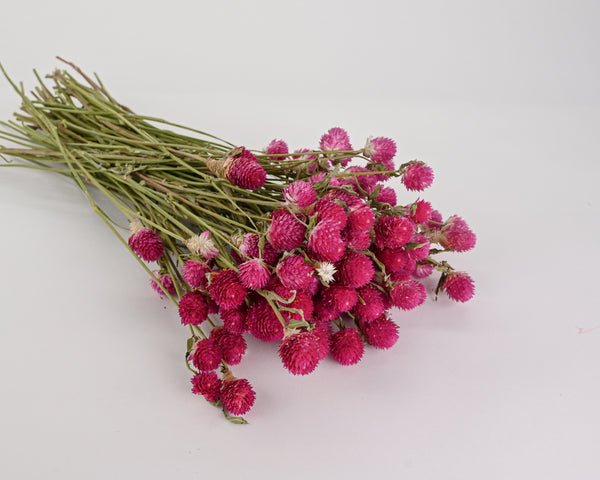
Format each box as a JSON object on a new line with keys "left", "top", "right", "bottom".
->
{"left": 221, "top": 374, "right": 256, "bottom": 416}
{"left": 182, "top": 260, "right": 211, "bottom": 289}
{"left": 311, "top": 322, "right": 331, "bottom": 360}
{"left": 189, "top": 338, "right": 222, "bottom": 372}
{"left": 238, "top": 258, "right": 271, "bottom": 290}
{"left": 407, "top": 233, "right": 431, "bottom": 261}
{"left": 402, "top": 161, "right": 434, "bottom": 191}
{"left": 410, "top": 200, "right": 433, "bottom": 225}
{"left": 315, "top": 197, "right": 348, "bottom": 230}
{"left": 191, "top": 371, "right": 223, "bottom": 402}
{"left": 266, "top": 138, "right": 289, "bottom": 161}
{"left": 442, "top": 272, "right": 475, "bottom": 302}
{"left": 359, "top": 315, "right": 399, "bottom": 349}
{"left": 342, "top": 166, "right": 378, "bottom": 195}
{"left": 267, "top": 209, "right": 307, "bottom": 252}
{"left": 307, "top": 219, "right": 346, "bottom": 263}
{"left": 339, "top": 251, "right": 375, "bottom": 288}
{"left": 330, "top": 328, "right": 364, "bottom": 366}
{"left": 150, "top": 271, "right": 177, "bottom": 296}
{"left": 283, "top": 180, "right": 317, "bottom": 209}
{"left": 278, "top": 330, "right": 321, "bottom": 375}
{"left": 413, "top": 263, "right": 435, "bottom": 279}
{"left": 240, "top": 233, "right": 279, "bottom": 265}
{"left": 376, "top": 247, "right": 408, "bottom": 273}
{"left": 375, "top": 186, "right": 397, "bottom": 206}
{"left": 438, "top": 215, "right": 477, "bottom": 252}
{"left": 223, "top": 147, "right": 266, "bottom": 190}
{"left": 322, "top": 284, "right": 358, "bottom": 313}
{"left": 343, "top": 228, "right": 372, "bottom": 250}
{"left": 178, "top": 291, "right": 209, "bottom": 326}
{"left": 128, "top": 221, "right": 164, "bottom": 262}
{"left": 374, "top": 215, "right": 414, "bottom": 249}
{"left": 347, "top": 202, "right": 375, "bottom": 232}
{"left": 210, "top": 327, "right": 247, "bottom": 365}
{"left": 221, "top": 305, "right": 248, "bottom": 335}
{"left": 351, "top": 284, "right": 385, "bottom": 322}
{"left": 208, "top": 269, "right": 247, "bottom": 310}
{"left": 364, "top": 136, "right": 396, "bottom": 166}
{"left": 390, "top": 279, "right": 427, "bottom": 310}
{"left": 247, "top": 297, "right": 285, "bottom": 342}
{"left": 320, "top": 127, "right": 352, "bottom": 157}
{"left": 276, "top": 254, "right": 315, "bottom": 291}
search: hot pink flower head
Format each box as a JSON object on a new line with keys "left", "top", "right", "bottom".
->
{"left": 407, "top": 233, "right": 431, "bottom": 261}
{"left": 376, "top": 247, "right": 409, "bottom": 273}
{"left": 206, "top": 296, "right": 220, "bottom": 315}
{"left": 390, "top": 279, "right": 427, "bottom": 310}
{"left": 347, "top": 202, "right": 375, "bottom": 232}
{"left": 339, "top": 251, "right": 375, "bottom": 288}
{"left": 343, "top": 228, "right": 372, "bottom": 251}
{"left": 413, "top": 263, "right": 435, "bottom": 279}
{"left": 374, "top": 215, "right": 414, "bottom": 249}
{"left": 266, "top": 138, "right": 289, "bottom": 161}
{"left": 283, "top": 180, "right": 317, "bottom": 209}
{"left": 276, "top": 255, "right": 315, "bottom": 291}
{"left": 238, "top": 258, "right": 271, "bottom": 290}
{"left": 315, "top": 198, "right": 348, "bottom": 230}
{"left": 410, "top": 200, "right": 433, "bottom": 225}
{"left": 246, "top": 297, "right": 284, "bottom": 342}
{"left": 364, "top": 136, "right": 396, "bottom": 166}
{"left": 313, "top": 296, "right": 340, "bottom": 323}
{"left": 221, "top": 377, "right": 256, "bottom": 416}
{"left": 359, "top": 315, "right": 399, "bottom": 349}
{"left": 439, "top": 215, "right": 477, "bottom": 252}
{"left": 182, "top": 260, "right": 211, "bottom": 289}
{"left": 221, "top": 305, "right": 248, "bottom": 335}
{"left": 279, "top": 330, "right": 321, "bottom": 375}
{"left": 150, "top": 271, "right": 177, "bottom": 296}
{"left": 224, "top": 147, "right": 266, "bottom": 190}
{"left": 330, "top": 328, "right": 364, "bottom": 366}
{"left": 190, "top": 338, "right": 222, "bottom": 371}
{"left": 322, "top": 284, "right": 358, "bottom": 313}
{"left": 240, "top": 233, "right": 279, "bottom": 265}
{"left": 272, "top": 286, "right": 315, "bottom": 324}
{"left": 178, "top": 291, "right": 209, "bottom": 326}
{"left": 210, "top": 327, "right": 247, "bottom": 365}
{"left": 402, "top": 162, "right": 434, "bottom": 191}
{"left": 129, "top": 228, "right": 164, "bottom": 262}
{"left": 307, "top": 219, "right": 346, "bottom": 263}
{"left": 267, "top": 209, "right": 307, "bottom": 252}
{"left": 375, "top": 186, "right": 397, "bottom": 206}
{"left": 322, "top": 188, "right": 362, "bottom": 208}
{"left": 312, "top": 323, "right": 331, "bottom": 360}
{"left": 342, "top": 166, "right": 378, "bottom": 195}
{"left": 427, "top": 209, "right": 444, "bottom": 229}
{"left": 389, "top": 258, "right": 417, "bottom": 282}
{"left": 320, "top": 127, "right": 353, "bottom": 166}
{"left": 351, "top": 284, "right": 385, "bottom": 322}
{"left": 191, "top": 371, "right": 222, "bottom": 402}
{"left": 208, "top": 269, "right": 247, "bottom": 310}
{"left": 442, "top": 272, "right": 475, "bottom": 302}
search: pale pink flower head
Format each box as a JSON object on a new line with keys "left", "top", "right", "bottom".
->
{"left": 178, "top": 291, "right": 209, "bottom": 326}
{"left": 278, "top": 330, "right": 321, "bottom": 375}
{"left": 238, "top": 258, "right": 271, "bottom": 290}
{"left": 351, "top": 284, "right": 385, "bottom": 322}
{"left": 442, "top": 272, "right": 475, "bottom": 302}
{"left": 267, "top": 209, "right": 307, "bottom": 252}
{"left": 374, "top": 215, "right": 414, "bottom": 249}
{"left": 339, "top": 251, "right": 375, "bottom": 288}
{"left": 210, "top": 327, "right": 247, "bottom": 365}
{"left": 283, "top": 180, "right": 317, "bottom": 209}
{"left": 276, "top": 254, "right": 315, "bottom": 291}
{"left": 402, "top": 161, "right": 434, "bottom": 191}
{"left": 208, "top": 269, "right": 247, "bottom": 310}
{"left": 190, "top": 338, "right": 222, "bottom": 371}
{"left": 224, "top": 147, "right": 266, "bottom": 190}
{"left": 191, "top": 371, "right": 222, "bottom": 402}
{"left": 390, "top": 279, "right": 427, "bottom": 310}
{"left": 150, "top": 271, "right": 177, "bottom": 296}
{"left": 330, "top": 328, "right": 364, "bottom": 366}
{"left": 359, "top": 314, "right": 399, "bottom": 349}
{"left": 221, "top": 376, "right": 256, "bottom": 416}
{"left": 319, "top": 127, "right": 353, "bottom": 167}
{"left": 438, "top": 215, "right": 477, "bottom": 252}
{"left": 266, "top": 138, "right": 289, "bottom": 161}
{"left": 128, "top": 227, "right": 164, "bottom": 262}
{"left": 185, "top": 231, "right": 219, "bottom": 259}
{"left": 182, "top": 260, "right": 211, "bottom": 289}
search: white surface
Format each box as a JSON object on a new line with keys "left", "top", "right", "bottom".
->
{"left": 1, "top": 1, "right": 599, "bottom": 479}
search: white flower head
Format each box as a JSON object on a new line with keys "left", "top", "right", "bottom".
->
{"left": 314, "top": 261, "right": 336, "bottom": 286}
{"left": 185, "top": 231, "right": 219, "bottom": 259}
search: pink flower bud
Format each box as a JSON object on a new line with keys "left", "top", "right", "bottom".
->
{"left": 178, "top": 291, "right": 209, "bottom": 326}
{"left": 402, "top": 162, "right": 434, "bottom": 191}
{"left": 279, "top": 331, "right": 321, "bottom": 375}
{"left": 442, "top": 272, "right": 475, "bottom": 302}
{"left": 129, "top": 228, "right": 164, "bottom": 262}
{"left": 182, "top": 260, "right": 211, "bottom": 289}
{"left": 224, "top": 147, "right": 266, "bottom": 190}
{"left": 191, "top": 371, "right": 223, "bottom": 402}
{"left": 221, "top": 377, "right": 256, "bottom": 416}
{"left": 266, "top": 138, "right": 289, "bottom": 161}
{"left": 208, "top": 269, "right": 247, "bottom": 310}
{"left": 359, "top": 315, "right": 399, "bottom": 349}
{"left": 190, "top": 338, "right": 222, "bottom": 371}
{"left": 330, "top": 328, "right": 364, "bottom": 365}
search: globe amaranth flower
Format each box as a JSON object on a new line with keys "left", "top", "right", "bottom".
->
{"left": 238, "top": 258, "right": 271, "bottom": 290}
{"left": 178, "top": 291, "right": 209, "bottom": 326}
{"left": 307, "top": 219, "right": 346, "bottom": 263}
{"left": 276, "top": 254, "right": 315, "bottom": 291}
{"left": 191, "top": 371, "right": 222, "bottom": 402}
{"left": 402, "top": 161, "right": 434, "bottom": 191}
{"left": 320, "top": 127, "right": 353, "bottom": 166}
{"left": 338, "top": 251, "right": 375, "bottom": 288}
{"left": 189, "top": 338, "right": 222, "bottom": 372}
{"left": 266, "top": 138, "right": 289, "bottom": 161}
{"left": 128, "top": 226, "right": 164, "bottom": 262}
{"left": 150, "top": 271, "right": 176, "bottom": 296}
{"left": 221, "top": 305, "right": 248, "bottom": 335}
{"left": 442, "top": 272, "right": 475, "bottom": 302}
{"left": 437, "top": 215, "right": 477, "bottom": 252}
{"left": 283, "top": 180, "right": 317, "bottom": 209}
{"left": 359, "top": 315, "right": 399, "bottom": 349}
{"left": 182, "top": 260, "right": 211, "bottom": 289}
{"left": 389, "top": 279, "right": 427, "bottom": 310}
{"left": 374, "top": 215, "right": 414, "bottom": 249}
{"left": 210, "top": 327, "right": 247, "bottom": 365}
{"left": 184, "top": 231, "right": 219, "bottom": 259}
{"left": 208, "top": 269, "right": 247, "bottom": 310}
{"left": 223, "top": 147, "right": 266, "bottom": 190}
{"left": 246, "top": 297, "right": 284, "bottom": 342}
{"left": 278, "top": 330, "right": 321, "bottom": 375}
{"left": 330, "top": 328, "right": 364, "bottom": 366}
{"left": 221, "top": 376, "right": 256, "bottom": 416}
{"left": 351, "top": 284, "right": 385, "bottom": 322}
{"left": 267, "top": 209, "right": 307, "bottom": 252}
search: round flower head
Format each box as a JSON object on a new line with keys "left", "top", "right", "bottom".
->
{"left": 364, "top": 137, "right": 396, "bottom": 179}
{"left": 311, "top": 322, "right": 331, "bottom": 360}
{"left": 184, "top": 231, "right": 219, "bottom": 259}
{"left": 322, "top": 284, "right": 358, "bottom": 313}
{"left": 410, "top": 200, "right": 433, "bottom": 225}
{"left": 375, "top": 186, "right": 397, "bottom": 206}
{"left": 320, "top": 127, "right": 353, "bottom": 166}
{"left": 128, "top": 226, "right": 164, "bottom": 262}
{"left": 315, "top": 198, "right": 348, "bottom": 230}
{"left": 438, "top": 215, "right": 477, "bottom": 252}
{"left": 347, "top": 202, "right": 375, "bottom": 232}
{"left": 266, "top": 138, "right": 289, "bottom": 161}
{"left": 425, "top": 209, "right": 444, "bottom": 230}
{"left": 271, "top": 285, "right": 315, "bottom": 325}
{"left": 279, "top": 330, "right": 322, "bottom": 375}
{"left": 178, "top": 291, "right": 209, "bottom": 326}
{"left": 210, "top": 327, "right": 247, "bottom": 365}
{"left": 374, "top": 215, "right": 414, "bottom": 249}
{"left": 238, "top": 258, "right": 271, "bottom": 290}
{"left": 240, "top": 233, "right": 279, "bottom": 265}
{"left": 189, "top": 338, "right": 222, "bottom": 371}
{"left": 359, "top": 315, "right": 399, "bottom": 349}
{"left": 182, "top": 260, "right": 211, "bottom": 289}
{"left": 221, "top": 376, "right": 256, "bottom": 416}
{"left": 442, "top": 272, "right": 475, "bottom": 302}
{"left": 191, "top": 371, "right": 223, "bottom": 402}
{"left": 330, "top": 328, "right": 364, "bottom": 366}
{"left": 343, "top": 228, "right": 372, "bottom": 251}
{"left": 150, "top": 271, "right": 177, "bottom": 296}
{"left": 402, "top": 162, "right": 434, "bottom": 191}
{"left": 342, "top": 166, "right": 378, "bottom": 195}
{"left": 267, "top": 209, "right": 307, "bottom": 252}
{"left": 351, "top": 284, "right": 385, "bottom": 322}
{"left": 307, "top": 219, "right": 346, "bottom": 263}
{"left": 390, "top": 279, "right": 427, "bottom": 310}
{"left": 406, "top": 233, "right": 431, "bottom": 261}
{"left": 208, "top": 269, "right": 247, "bottom": 310}
{"left": 376, "top": 247, "right": 408, "bottom": 273}
{"left": 276, "top": 255, "right": 315, "bottom": 291}
{"left": 247, "top": 297, "right": 285, "bottom": 342}
{"left": 413, "top": 263, "right": 435, "bottom": 279}
{"left": 223, "top": 147, "right": 266, "bottom": 190}
{"left": 313, "top": 296, "right": 340, "bottom": 323}
{"left": 221, "top": 305, "right": 248, "bottom": 335}
{"left": 283, "top": 180, "right": 317, "bottom": 209}
{"left": 339, "top": 251, "right": 375, "bottom": 288}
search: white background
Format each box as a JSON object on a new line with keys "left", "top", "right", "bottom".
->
{"left": 1, "top": 1, "right": 599, "bottom": 479}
